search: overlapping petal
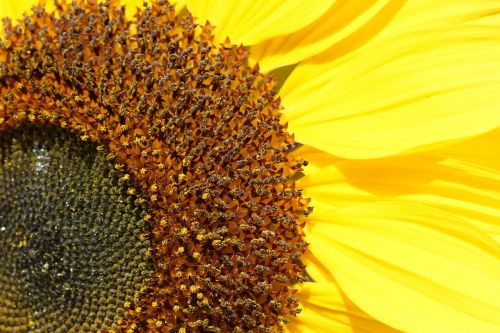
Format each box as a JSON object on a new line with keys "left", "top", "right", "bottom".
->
{"left": 306, "top": 201, "right": 500, "bottom": 333}
{"left": 186, "top": 0, "right": 333, "bottom": 45}
{"left": 251, "top": 0, "right": 404, "bottom": 72}
{"left": 281, "top": 1, "right": 500, "bottom": 159}
{"left": 293, "top": 144, "right": 340, "bottom": 173}
{"left": 287, "top": 282, "right": 401, "bottom": 333}
{"left": 298, "top": 167, "right": 376, "bottom": 208}
{"left": 327, "top": 129, "right": 500, "bottom": 242}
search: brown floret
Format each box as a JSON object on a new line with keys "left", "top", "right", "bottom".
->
{"left": 0, "top": 0, "right": 309, "bottom": 332}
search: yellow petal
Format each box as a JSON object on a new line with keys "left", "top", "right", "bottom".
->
{"left": 307, "top": 201, "right": 500, "bottom": 333}
{"left": 292, "top": 144, "right": 339, "bottom": 173}
{"left": 252, "top": 0, "right": 404, "bottom": 72}
{"left": 335, "top": 129, "right": 500, "bottom": 242}
{"left": 298, "top": 165, "right": 376, "bottom": 208}
{"left": 302, "top": 247, "right": 336, "bottom": 283}
{"left": 287, "top": 282, "right": 401, "bottom": 333}
{"left": 281, "top": 1, "right": 500, "bottom": 159}
{"left": 186, "top": 0, "right": 333, "bottom": 45}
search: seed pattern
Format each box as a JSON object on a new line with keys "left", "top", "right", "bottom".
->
{"left": 0, "top": 126, "right": 153, "bottom": 333}
{"left": 0, "top": 1, "right": 309, "bottom": 332}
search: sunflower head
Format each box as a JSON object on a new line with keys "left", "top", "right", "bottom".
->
{"left": 0, "top": 0, "right": 309, "bottom": 332}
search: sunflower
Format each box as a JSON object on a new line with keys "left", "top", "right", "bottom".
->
{"left": 0, "top": 0, "right": 499, "bottom": 333}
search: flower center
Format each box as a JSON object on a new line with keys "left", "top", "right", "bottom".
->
{"left": 0, "top": 1, "right": 309, "bottom": 332}
{"left": 0, "top": 126, "right": 153, "bottom": 332}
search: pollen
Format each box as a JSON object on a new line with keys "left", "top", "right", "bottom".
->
{"left": 0, "top": 0, "right": 309, "bottom": 332}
